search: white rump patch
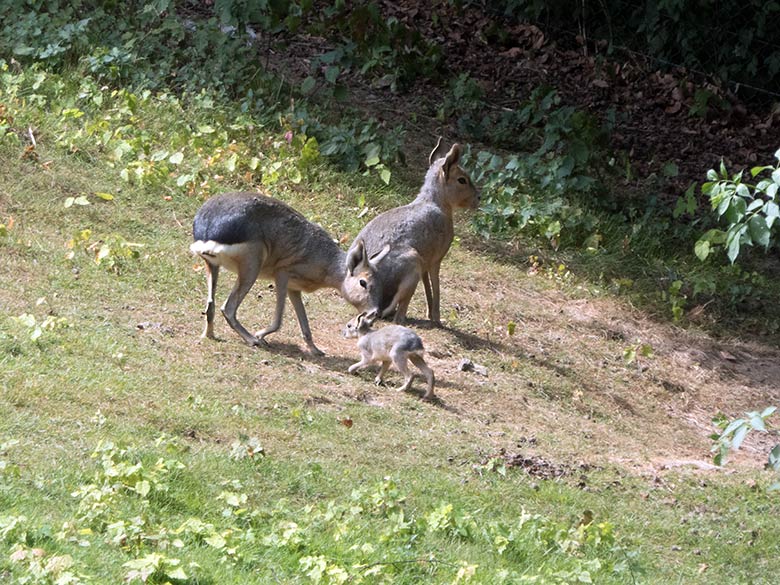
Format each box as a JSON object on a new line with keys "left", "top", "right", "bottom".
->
{"left": 190, "top": 240, "right": 255, "bottom": 273}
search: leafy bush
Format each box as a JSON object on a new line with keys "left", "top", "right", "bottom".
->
{"left": 695, "top": 150, "right": 780, "bottom": 263}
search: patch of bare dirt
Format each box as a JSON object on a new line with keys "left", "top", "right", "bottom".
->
{"left": 181, "top": 7, "right": 780, "bottom": 477}
{"left": 199, "top": 243, "right": 780, "bottom": 478}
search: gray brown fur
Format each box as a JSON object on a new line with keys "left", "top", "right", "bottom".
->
{"left": 342, "top": 312, "right": 435, "bottom": 400}
{"left": 191, "top": 191, "right": 389, "bottom": 355}
{"left": 348, "top": 139, "right": 479, "bottom": 325}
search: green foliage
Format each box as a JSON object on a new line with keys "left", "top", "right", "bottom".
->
{"left": 695, "top": 150, "right": 780, "bottom": 263}
{"left": 712, "top": 407, "right": 780, "bottom": 490}
{"left": 456, "top": 87, "right": 614, "bottom": 249}
{"left": 12, "top": 313, "right": 70, "bottom": 343}
{"left": 1, "top": 438, "right": 640, "bottom": 583}
{"left": 466, "top": 146, "right": 601, "bottom": 247}
{"left": 310, "top": 2, "right": 442, "bottom": 92}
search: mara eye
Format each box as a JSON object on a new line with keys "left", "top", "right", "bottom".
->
{"left": 458, "top": 177, "right": 467, "bottom": 184}
{"left": 359, "top": 279, "right": 367, "bottom": 289}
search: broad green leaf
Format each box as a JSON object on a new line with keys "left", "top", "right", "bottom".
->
{"left": 379, "top": 168, "right": 391, "bottom": 185}
{"left": 364, "top": 155, "right": 380, "bottom": 167}
{"left": 694, "top": 239, "right": 710, "bottom": 261}
{"left": 764, "top": 201, "right": 780, "bottom": 228}
{"left": 716, "top": 193, "right": 732, "bottom": 217}
{"left": 748, "top": 215, "right": 771, "bottom": 248}
{"left": 135, "top": 480, "right": 151, "bottom": 497}
{"left": 773, "top": 168, "right": 780, "bottom": 184}
{"left": 150, "top": 149, "right": 169, "bottom": 162}
{"left": 301, "top": 76, "right": 316, "bottom": 94}
{"left": 226, "top": 153, "right": 238, "bottom": 173}
{"left": 726, "top": 235, "right": 741, "bottom": 263}
{"left": 749, "top": 414, "right": 767, "bottom": 431}
{"left": 167, "top": 567, "right": 188, "bottom": 580}
{"left": 333, "top": 84, "right": 348, "bottom": 101}
{"left": 731, "top": 424, "right": 749, "bottom": 450}
{"left": 176, "top": 174, "right": 193, "bottom": 187}
{"left": 288, "top": 166, "right": 302, "bottom": 184}
{"left": 168, "top": 151, "right": 184, "bottom": 165}
{"left": 769, "top": 444, "right": 780, "bottom": 471}
{"left": 324, "top": 66, "right": 340, "bottom": 84}
{"left": 751, "top": 165, "right": 773, "bottom": 177}
{"left": 94, "top": 192, "right": 114, "bottom": 200}
{"left": 205, "top": 534, "right": 226, "bottom": 549}
{"left": 724, "top": 196, "right": 746, "bottom": 224}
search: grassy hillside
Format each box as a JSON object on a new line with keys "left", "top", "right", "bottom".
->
{"left": 1, "top": 54, "right": 779, "bottom": 585}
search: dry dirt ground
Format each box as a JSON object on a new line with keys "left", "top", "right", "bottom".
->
{"left": 187, "top": 234, "right": 780, "bottom": 480}
{"left": 228, "top": 11, "right": 780, "bottom": 479}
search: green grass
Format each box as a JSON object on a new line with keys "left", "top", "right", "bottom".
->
{"left": 1, "top": 65, "right": 780, "bottom": 585}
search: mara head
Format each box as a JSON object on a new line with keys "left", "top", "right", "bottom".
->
{"left": 427, "top": 137, "right": 480, "bottom": 210}
{"left": 342, "top": 310, "right": 378, "bottom": 339}
{"left": 343, "top": 239, "right": 390, "bottom": 312}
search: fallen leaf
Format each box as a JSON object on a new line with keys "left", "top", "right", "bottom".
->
{"left": 339, "top": 417, "right": 353, "bottom": 428}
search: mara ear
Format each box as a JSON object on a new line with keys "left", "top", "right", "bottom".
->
{"left": 364, "top": 308, "right": 379, "bottom": 325}
{"left": 428, "top": 136, "right": 445, "bottom": 167}
{"left": 346, "top": 239, "right": 367, "bottom": 275}
{"left": 442, "top": 143, "right": 462, "bottom": 180}
{"left": 368, "top": 244, "right": 391, "bottom": 268}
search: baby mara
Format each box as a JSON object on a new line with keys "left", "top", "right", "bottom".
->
{"left": 343, "top": 312, "right": 435, "bottom": 401}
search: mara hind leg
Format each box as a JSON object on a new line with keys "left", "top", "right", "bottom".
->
{"left": 391, "top": 348, "right": 415, "bottom": 392}
{"left": 409, "top": 353, "right": 435, "bottom": 400}
{"left": 201, "top": 260, "right": 219, "bottom": 340}
{"left": 221, "top": 255, "right": 264, "bottom": 346}
{"left": 374, "top": 360, "right": 391, "bottom": 386}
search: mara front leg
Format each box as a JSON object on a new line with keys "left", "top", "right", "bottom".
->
{"left": 253, "top": 271, "right": 289, "bottom": 347}
{"left": 348, "top": 351, "right": 374, "bottom": 374}
{"left": 287, "top": 288, "right": 324, "bottom": 356}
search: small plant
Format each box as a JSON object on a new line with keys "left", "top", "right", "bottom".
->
{"left": 123, "top": 552, "right": 188, "bottom": 583}
{"left": 67, "top": 229, "right": 143, "bottom": 272}
{"left": 229, "top": 435, "right": 265, "bottom": 460}
{"left": 623, "top": 342, "right": 653, "bottom": 367}
{"left": 13, "top": 312, "right": 70, "bottom": 342}
{"left": 712, "top": 407, "right": 780, "bottom": 490}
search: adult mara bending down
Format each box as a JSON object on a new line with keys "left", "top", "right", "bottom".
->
{"left": 191, "top": 191, "right": 389, "bottom": 355}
